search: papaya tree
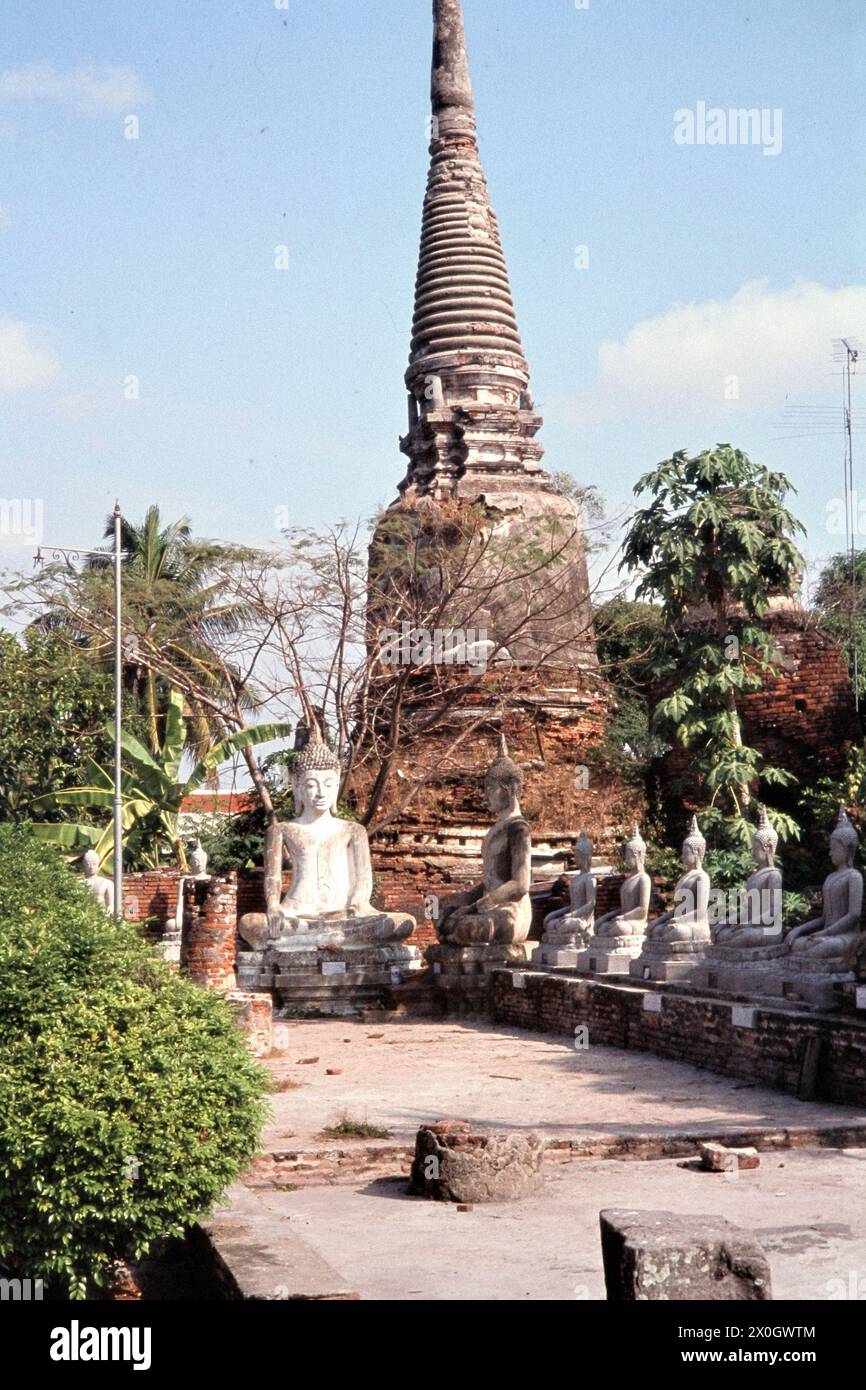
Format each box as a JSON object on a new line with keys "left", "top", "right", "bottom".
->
{"left": 621, "top": 444, "right": 806, "bottom": 844}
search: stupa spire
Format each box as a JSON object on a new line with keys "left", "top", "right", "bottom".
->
{"left": 400, "top": 0, "right": 541, "bottom": 496}
{"left": 431, "top": 0, "right": 477, "bottom": 140}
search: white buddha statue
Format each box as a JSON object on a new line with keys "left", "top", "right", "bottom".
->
{"left": 712, "top": 807, "right": 783, "bottom": 948}
{"left": 238, "top": 724, "right": 413, "bottom": 947}
{"left": 785, "top": 807, "right": 863, "bottom": 961}
{"left": 541, "top": 831, "right": 595, "bottom": 947}
{"left": 645, "top": 816, "right": 711, "bottom": 946}
{"left": 436, "top": 737, "right": 532, "bottom": 947}
{"left": 592, "top": 825, "right": 651, "bottom": 942}
{"left": 80, "top": 849, "right": 114, "bottom": 914}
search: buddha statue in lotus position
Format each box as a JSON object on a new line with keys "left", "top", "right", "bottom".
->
{"left": 541, "top": 831, "right": 595, "bottom": 947}
{"left": 712, "top": 807, "right": 783, "bottom": 948}
{"left": 645, "top": 815, "right": 711, "bottom": 946}
{"left": 785, "top": 807, "right": 863, "bottom": 961}
{"left": 437, "top": 736, "right": 532, "bottom": 947}
{"left": 80, "top": 849, "right": 114, "bottom": 914}
{"left": 593, "top": 825, "right": 651, "bottom": 941}
{"left": 238, "top": 725, "right": 412, "bottom": 947}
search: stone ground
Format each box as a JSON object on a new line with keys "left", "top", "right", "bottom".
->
{"left": 262, "top": 1017, "right": 860, "bottom": 1150}
{"left": 209, "top": 1018, "right": 866, "bottom": 1301}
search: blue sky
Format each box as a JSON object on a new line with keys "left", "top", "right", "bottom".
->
{"left": 1, "top": 0, "right": 865, "bottom": 593}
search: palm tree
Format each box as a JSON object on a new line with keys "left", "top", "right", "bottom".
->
{"left": 83, "top": 506, "right": 258, "bottom": 758}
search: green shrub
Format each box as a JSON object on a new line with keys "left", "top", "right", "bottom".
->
{"left": 0, "top": 826, "right": 269, "bottom": 1298}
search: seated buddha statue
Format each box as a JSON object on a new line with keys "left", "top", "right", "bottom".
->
{"left": 712, "top": 807, "right": 783, "bottom": 948}
{"left": 645, "top": 815, "right": 711, "bottom": 946}
{"left": 785, "top": 807, "right": 863, "bottom": 961}
{"left": 436, "top": 736, "right": 532, "bottom": 947}
{"left": 80, "top": 848, "right": 114, "bottom": 914}
{"left": 592, "top": 825, "right": 651, "bottom": 941}
{"left": 541, "top": 831, "right": 595, "bottom": 948}
{"left": 238, "top": 724, "right": 413, "bottom": 948}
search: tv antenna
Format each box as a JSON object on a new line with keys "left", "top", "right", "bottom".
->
{"left": 833, "top": 337, "right": 863, "bottom": 710}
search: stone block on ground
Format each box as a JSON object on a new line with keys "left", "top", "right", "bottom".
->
{"left": 700, "top": 1142, "right": 761, "bottom": 1173}
{"left": 600, "top": 1208, "right": 772, "bottom": 1301}
{"left": 409, "top": 1120, "right": 543, "bottom": 1204}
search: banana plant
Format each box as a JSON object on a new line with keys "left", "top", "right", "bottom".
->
{"left": 31, "top": 688, "right": 292, "bottom": 871}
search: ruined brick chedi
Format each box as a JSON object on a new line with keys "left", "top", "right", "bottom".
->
{"left": 367, "top": 1, "right": 613, "bottom": 919}
{"left": 394, "top": 0, "right": 595, "bottom": 665}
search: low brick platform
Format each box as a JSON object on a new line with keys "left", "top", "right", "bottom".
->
{"left": 492, "top": 969, "right": 866, "bottom": 1106}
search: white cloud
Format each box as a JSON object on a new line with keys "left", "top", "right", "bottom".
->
{"left": 0, "top": 320, "right": 61, "bottom": 392}
{"left": 0, "top": 63, "right": 146, "bottom": 114}
{"left": 552, "top": 280, "right": 866, "bottom": 426}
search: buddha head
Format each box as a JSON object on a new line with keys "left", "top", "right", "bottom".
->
{"left": 484, "top": 734, "right": 523, "bottom": 816}
{"left": 830, "top": 805, "right": 858, "bottom": 869}
{"left": 572, "top": 831, "right": 593, "bottom": 873}
{"left": 751, "top": 806, "right": 779, "bottom": 869}
{"left": 623, "top": 825, "right": 647, "bottom": 875}
{"left": 292, "top": 723, "right": 341, "bottom": 819}
{"left": 82, "top": 849, "right": 100, "bottom": 879}
{"left": 681, "top": 815, "right": 706, "bottom": 871}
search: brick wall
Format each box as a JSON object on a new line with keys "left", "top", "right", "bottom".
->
{"left": 492, "top": 970, "right": 866, "bottom": 1107}
{"left": 659, "top": 610, "right": 858, "bottom": 806}
{"left": 122, "top": 869, "right": 183, "bottom": 942}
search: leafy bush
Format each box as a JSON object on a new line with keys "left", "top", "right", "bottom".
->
{"left": 0, "top": 826, "right": 269, "bottom": 1298}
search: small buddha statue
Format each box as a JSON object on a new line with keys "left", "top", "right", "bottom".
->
{"left": 437, "top": 736, "right": 532, "bottom": 946}
{"left": 713, "top": 807, "right": 782, "bottom": 948}
{"left": 645, "top": 815, "right": 711, "bottom": 945}
{"left": 80, "top": 849, "right": 114, "bottom": 914}
{"left": 785, "top": 807, "right": 864, "bottom": 960}
{"left": 189, "top": 841, "right": 209, "bottom": 879}
{"left": 592, "top": 825, "right": 651, "bottom": 941}
{"left": 238, "top": 724, "right": 412, "bottom": 947}
{"left": 541, "top": 831, "right": 595, "bottom": 947}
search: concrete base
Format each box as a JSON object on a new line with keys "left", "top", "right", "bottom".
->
{"left": 691, "top": 942, "right": 787, "bottom": 995}
{"left": 577, "top": 939, "right": 645, "bottom": 976}
{"left": 629, "top": 955, "right": 707, "bottom": 983}
{"left": 534, "top": 945, "right": 581, "bottom": 969}
{"left": 427, "top": 941, "right": 534, "bottom": 1009}
{"left": 761, "top": 958, "right": 854, "bottom": 1010}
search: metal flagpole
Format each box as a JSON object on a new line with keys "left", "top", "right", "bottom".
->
{"left": 34, "top": 507, "right": 127, "bottom": 919}
{"left": 113, "top": 500, "right": 123, "bottom": 918}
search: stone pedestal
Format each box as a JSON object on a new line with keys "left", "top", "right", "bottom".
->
{"left": 409, "top": 1121, "right": 544, "bottom": 1203}
{"left": 533, "top": 943, "right": 581, "bottom": 969}
{"left": 689, "top": 942, "right": 854, "bottom": 1008}
{"left": 629, "top": 938, "right": 709, "bottom": 982}
{"left": 427, "top": 940, "right": 534, "bottom": 1009}
{"left": 577, "top": 934, "right": 646, "bottom": 976}
{"left": 600, "top": 1209, "right": 772, "bottom": 1301}
{"left": 536, "top": 917, "right": 593, "bottom": 968}
{"left": 760, "top": 954, "right": 854, "bottom": 1010}
{"left": 238, "top": 915, "right": 423, "bottom": 1017}
{"left": 690, "top": 941, "right": 785, "bottom": 995}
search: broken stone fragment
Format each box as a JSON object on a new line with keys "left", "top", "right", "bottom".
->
{"left": 409, "top": 1120, "right": 544, "bottom": 1204}
{"left": 600, "top": 1209, "right": 772, "bottom": 1301}
{"left": 700, "top": 1142, "right": 761, "bottom": 1172}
